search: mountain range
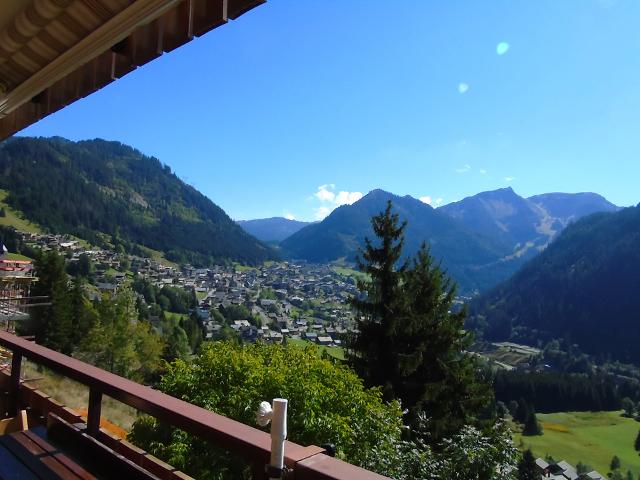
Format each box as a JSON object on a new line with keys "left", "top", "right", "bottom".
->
{"left": 440, "top": 188, "right": 620, "bottom": 262}
{"left": 237, "top": 217, "right": 312, "bottom": 242}
{"left": 0, "top": 137, "right": 275, "bottom": 265}
{"left": 0, "top": 136, "right": 624, "bottom": 296}
{"left": 277, "top": 188, "right": 620, "bottom": 293}
{"left": 468, "top": 204, "right": 640, "bottom": 363}
{"left": 280, "top": 189, "right": 510, "bottom": 293}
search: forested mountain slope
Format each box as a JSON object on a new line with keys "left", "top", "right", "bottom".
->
{"left": 469, "top": 205, "right": 640, "bottom": 363}
{"left": 0, "top": 137, "right": 275, "bottom": 264}
{"left": 281, "top": 189, "right": 515, "bottom": 293}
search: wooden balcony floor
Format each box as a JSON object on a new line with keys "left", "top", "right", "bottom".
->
{"left": 0, "top": 426, "right": 97, "bottom": 480}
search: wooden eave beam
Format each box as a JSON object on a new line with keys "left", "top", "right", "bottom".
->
{"left": 0, "top": 0, "right": 183, "bottom": 118}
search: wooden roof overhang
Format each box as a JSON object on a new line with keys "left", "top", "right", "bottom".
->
{"left": 0, "top": 0, "right": 264, "bottom": 141}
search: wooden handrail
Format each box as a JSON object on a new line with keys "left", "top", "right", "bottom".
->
{"left": 0, "top": 331, "right": 389, "bottom": 480}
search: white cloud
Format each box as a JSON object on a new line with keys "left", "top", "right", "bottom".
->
{"left": 314, "top": 184, "right": 336, "bottom": 202}
{"left": 504, "top": 176, "right": 516, "bottom": 182}
{"left": 419, "top": 196, "right": 443, "bottom": 207}
{"left": 284, "top": 212, "right": 296, "bottom": 221}
{"left": 456, "top": 164, "right": 472, "bottom": 174}
{"left": 458, "top": 83, "right": 469, "bottom": 94}
{"left": 334, "top": 191, "right": 363, "bottom": 206}
{"left": 480, "top": 169, "right": 487, "bottom": 175}
{"left": 496, "top": 42, "right": 510, "bottom": 55}
{"left": 311, "top": 184, "right": 364, "bottom": 220}
{"left": 314, "top": 206, "right": 331, "bottom": 220}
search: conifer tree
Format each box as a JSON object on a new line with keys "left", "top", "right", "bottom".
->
{"left": 27, "top": 251, "right": 70, "bottom": 350}
{"left": 515, "top": 398, "right": 530, "bottom": 424}
{"left": 348, "top": 202, "right": 492, "bottom": 442}
{"left": 522, "top": 411, "right": 542, "bottom": 436}
{"left": 518, "top": 449, "right": 538, "bottom": 480}
{"left": 347, "top": 201, "right": 408, "bottom": 399}
{"left": 611, "top": 455, "right": 621, "bottom": 472}
{"left": 400, "top": 244, "right": 492, "bottom": 439}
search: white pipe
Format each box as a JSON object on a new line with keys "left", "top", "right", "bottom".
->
{"left": 269, "top": 398, "right": 288, "bottom": 480}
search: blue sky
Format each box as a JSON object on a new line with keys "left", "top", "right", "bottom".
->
{"left": 20, "top": 0, "right": 640, "bottom": 221}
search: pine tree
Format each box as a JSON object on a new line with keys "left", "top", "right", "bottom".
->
{"left": 347, "top": 201, "right": 408, "bottom": 399}
{"left": 26, "top": 251, "right": 72, "bottom": 351}
{"left": 347, "top": 202, "right": 492, "bottom": 443}
{"left": 610, "top": 455, "right": 621, "bottom": 471}
{"left": 522, "top": 412, "right": 542, "bottom": 436}
{"left": 44, "top": 278, "right": 74, "bottom": 354}
{"left": 400, "top": 244, "right": 492, "bottom": 440}
{"left": 515, "top": 398, "right": 530, "bottom": 424}
{"left": 518, "top": 449, "right": 538, "bottom": 480}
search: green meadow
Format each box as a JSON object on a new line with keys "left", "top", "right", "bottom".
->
{"left": 515, "top": 411, "right": 640, "bottom": 475}
{"left": 288, "top": 338, "right": 346, "bottom": 361}
{"left": 0, "top": 189, "right": 42, "bottom": 233}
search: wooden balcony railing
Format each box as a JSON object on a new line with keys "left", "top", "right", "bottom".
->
{"left": 0, "top": 331, "right": 390, "bottom": 480}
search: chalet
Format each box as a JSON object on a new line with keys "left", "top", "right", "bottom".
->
{"left": 233, "top": 320, "right": 251, "bottom": 331}
{"left": 304, "top": 332, "right": 318, "bottom": 341}
{"left": 96, "top": 282, "right": 117, "bottom": 293}
{"left": 537, "top": 458, "right": 604, "bottom": 480}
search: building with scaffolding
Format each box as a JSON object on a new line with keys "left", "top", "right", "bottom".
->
{"left": 0, "top": 253, "right": 37, "bottom": 332}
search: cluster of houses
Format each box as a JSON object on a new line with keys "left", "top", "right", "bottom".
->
{"left": 16, "top": 231, "right": 361, "bottom": 348}
{"left": 535, "top": 458, "right": 604, "bottom": 480}
{"left": 192, "top": 263, "right": 359, "bottom": 347}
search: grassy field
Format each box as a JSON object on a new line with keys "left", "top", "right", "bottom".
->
{"left": 0, "top": 189, "right": 42, "bottom": 233}
{"left": 196, "top": 290, "right": 208, "bottom": 301}
{"left": 4, "top": 252, "right": 33, "bottom": 261}
{"left": 233, "top": 262, "right": 258, "bottom": 272}
{"left": 136, "top": 245, "right": 178, "bottom": 268}
{"left": 165, "top": 312, "right": 190, "bottom": 329}
{"left": 515, "top": 411, "right": 640, "bottom": 475}
{"left": 288, "top": 338, "right": 345, "bottom": 361}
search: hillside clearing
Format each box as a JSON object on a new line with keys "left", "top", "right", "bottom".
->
{"left": 0, "top": 189, "right": 42, "bottom": 233}
{"left": 515, "top": 411, "right": 640, "bottom": 475}
{"left": 288, "top": 339, "right": 345, "bottom": 361}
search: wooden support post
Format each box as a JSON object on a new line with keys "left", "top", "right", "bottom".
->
{"left": 9, "top": 352, "right": 22, "bottom": 416}
{"left": 87, "top": 388, "right": 102, "bottom": 437}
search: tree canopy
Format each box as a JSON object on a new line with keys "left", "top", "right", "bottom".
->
{"left": 129, "top": 341, "right": 403, "bottom": 478}
{"left": 347, "top": 201, "right": 492, "bottom": 443}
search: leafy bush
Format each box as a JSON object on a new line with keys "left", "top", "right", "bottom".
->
{"left": 130, "top": 341, "right": 403, "bottom": 478}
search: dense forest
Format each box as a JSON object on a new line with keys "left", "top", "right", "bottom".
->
{"left": 0, "top": 137, "right": 275, "bottom": 264}
{"left": 469, "top": 205, "right": 640, "bottom": 363}
{"left": 493, "top": 371, "right": 620, "bottom": 413}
